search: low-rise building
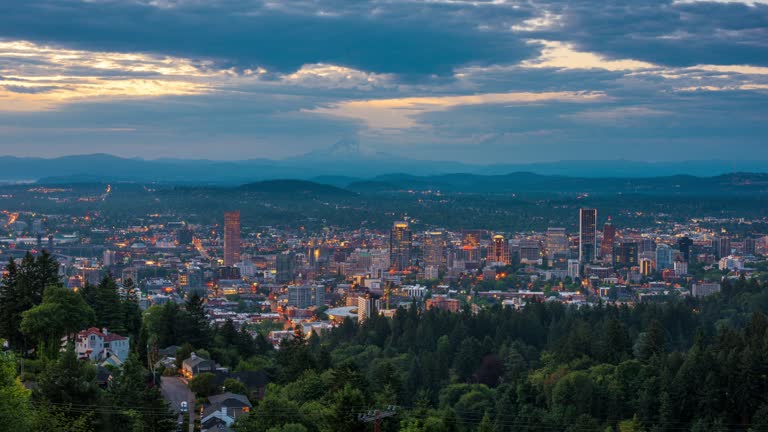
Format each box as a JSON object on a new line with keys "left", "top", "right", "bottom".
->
{"left": 75, "top": 327, "right": 130, "bottom": 366}
{"left": 182, "top": 352, "right": 217, "bottom": 378}
{"left": 201, "top": 392, "right": 252, "bottom": 432}
{"left": 692, "top": 282, "right": 721, "bottom": 298}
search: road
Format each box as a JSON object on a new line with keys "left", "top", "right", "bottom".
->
{"left": 161, "top": 376, "right": 195, "bottom": 432}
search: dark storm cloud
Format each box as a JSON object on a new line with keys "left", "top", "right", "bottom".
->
{"left": 0, "top": 0, "right": 766, "bottom": 162}
{"left": 0, "top": 0, "right": 535, "bottom": 77}
{"left": 532, "top": 0, "right": 768, "bottom": 66}
{"left": 1, "top": 0, "right": 766, "bottom": 77}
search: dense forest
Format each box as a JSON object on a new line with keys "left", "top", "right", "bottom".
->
{"left": 2, "top": 252, "right": 768, "bottom": 431}
{"left": 227, "top": 277, "right": 768, "bottom": 432}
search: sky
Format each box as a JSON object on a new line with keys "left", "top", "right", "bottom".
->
{"left": 0, "top": 0, "right": 766, "bottom": 163}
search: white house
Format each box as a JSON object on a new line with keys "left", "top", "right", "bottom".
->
{"left": 75, "top": 327, "right": 130, "bottom": 365}
{"left": 201, "top": 392, "right": 252, "bottom": 431}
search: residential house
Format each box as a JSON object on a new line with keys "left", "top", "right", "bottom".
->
{"left": 182, "top": 352, "right": 217, "bottom": 378}
{"left": 74, "top": 327, "right": 130, "bottom": 365}
{"left": 201, "top": 392, "right": 252, "bottom": 431}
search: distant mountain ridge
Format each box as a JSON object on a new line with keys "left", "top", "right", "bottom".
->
{"left": 7, "top": 153, "right": 768, "bottom": 184}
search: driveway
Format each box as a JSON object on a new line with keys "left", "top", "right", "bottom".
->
{"left": 161, "top": 376, "right": 195, "bottom": 432}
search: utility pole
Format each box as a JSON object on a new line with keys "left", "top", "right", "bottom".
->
{"left": 358, "top": 406, "right": 397, "bottom": 432}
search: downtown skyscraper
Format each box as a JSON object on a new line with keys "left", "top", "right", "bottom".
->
{"left": 490, "top": 234, "right": 511, "bottom": 265}
{"left": 579, "top": 208, "right": 597, "bottom": 264}
{"left": 223, "top": 210, "right": 241, "bottom": 266}
{"left": 601, "top": 216, "right": 616, "bottom": 259}
{"left": 390, "top": 221, "right": 413, "bottom": 271}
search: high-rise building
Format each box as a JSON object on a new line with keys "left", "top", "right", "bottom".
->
{"left": 677, "top": 236, "right": 693, "bottom": 261}
{"left": 389, "top": 222, "right": 413, "bottom": 271}
{"left": 674, "top": 257, "right": 688, "bottom": 276}
{"left": 32, "top": 218, "right": 44, "bottom": 235}
{"left": 423, "top": 231, "right": 445, "bottom": 268}
{"left": 223, "top": 211, "right": 241, "bottom": 267}
{"left": 579, "top": 208, "right": 597, "bottom": 264}
{"left": 519, "top": 239, "right": 541, "bottom": 264}
{"left": 357, "top": 294, "right": 379, "bottom": 323}
{"left": 656, "top": 244, "right": 674, "bottom": 270}
{"left": 288, "top": 285, "right": 313, "bottom": 308}
{"left": 613, "top": 242, "right": 638, "bottom": 268}
{"left": 714, "top": 236, "right": 731, "bottom": 259}
{"left": 745, "top": 237, "right": 757, "bottom": 255}
{"left": 489, "top": 234, "right": 510, "bottom": 265}
{"left": 103, "top": 250, "right": 116, "bottom": 267}
{"left": 567, "top": 259, "right": 580, "bottom": 279}
{"left": 546, "top": 228, "right": 568, "bottom": 262}
{"left": 461, "top": 230, "right": 483, "bottom": 264}
{"left": 276, "top": 252, "right": 296, "bottom": 284}
{"left": 601, "top": 216, "right": 615, "bottom": 258}
{"left": 639, "top": 258, "right": 653, "bottom": 276}
{"left": 639, "top": 238, "right": 657, "bottom": 254}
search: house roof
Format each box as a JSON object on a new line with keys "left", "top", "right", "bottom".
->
{"left": 208, "top": 392, "right": 252, "bottom": 408}
{"left": 104, "top": 333, "right": 127, "bottom": 342}
{"left": 76, "top": 327, "right": 128, "bottom": 342}
{"left": 158, "top": 345, "right": 181, "bottom": 356}
{"left": 78, "top": 327, "right": 105, "bottom": 338}
{"left": 183, "top": 355, "right": 215, "bottom": 369}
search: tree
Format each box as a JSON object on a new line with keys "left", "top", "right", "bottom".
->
{"left": 478, "top": 411, "right": 493, "bottom": 432}
{"left": 36, "top": 345, "right": 100, "bottom": 420}
{"left": 81, "top": 275, "right": 125, "bottom": 334}
{"left": 21, "top": 286, "right": 95, "bottom": 358}
{"left": 634, "top": 320, "right": 668, "bottom": 361}
{"left": 32, "top": 407, "right": 94, "bottom": 432}
{"left": 0, "top": 353, "right": 33, "bottom": 432}
{"left": 453, "top": 337, "right": 482, "bottom": 382}
{"left": 185, "top": 294, "right": 210, "bottom": 348}
{"left": 0, "top": 257, "right": 20, "bottom": 349}
{"left": 0, "top": 252, "right": 61, "bottom": 352}
{"left": 106, "top": 354, "right": 176, "bottom": 432}
{"left": 223, "top": 378, "right": 248, "bottom": 396}
{"left": 189, "top": 372, "right": 218, "bottom": 397}
{"left": 233, "top": 387, "right": 301, "bottom": 432}
{"left": 267, "top": 425, "right": 308, "bottom": 432}
{"left": 330, "top": 385, "right": 366, "bottom": 432}
{"left": 175, "top": 343, "right": 194, "bottom": 370}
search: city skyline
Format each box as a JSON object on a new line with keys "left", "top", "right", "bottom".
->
{"left": 0, "top": 1, "right": 766, "bottom": 162}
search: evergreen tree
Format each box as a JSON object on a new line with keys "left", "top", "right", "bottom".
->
{"left": 0, "top": 252, "right": 61, "bottom": 352}
{"left": 106, "top": 354, "right": 175, "bottom": 432}
{"left": 0, "top": 353, "right": 33, "bottom": 432}
{"left": 21, "top": 285, "right": 95, "bottom": 359}
{"left": 36, "top": 346, "right": 100, "bottom": 420}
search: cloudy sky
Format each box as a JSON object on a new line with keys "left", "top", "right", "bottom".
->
{"left": 0, "top": 0, "right": 766, "bottom": 163}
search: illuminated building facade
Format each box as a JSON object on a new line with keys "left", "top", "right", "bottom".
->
{"left": 423, "top": 231, "right": 446, "bottom": 268}
{"left": 613, "top": 242, "right": 638, "bottom": 268}
{"left": 389, "top": 221, "right": 413, "bottom": 271}
{"left": 224, "top": 211, "right": 241, "bottom": 266}
{"left": 545, "top": 228, "right": 568, "bottom": 263}
{"left": 601, "top": 216, "right": 616, "bottom": 259}
{"left": 579, "top": 208, "right": 597, "bottom": 264}
{"left": 461, "top": 229, "right": 482, "bottom": 264}
{"left": 490, "top": 234, "right": 510, "bottom": 265}
{"left": 639, "top": 258, "right": 653, "bottom": 276}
